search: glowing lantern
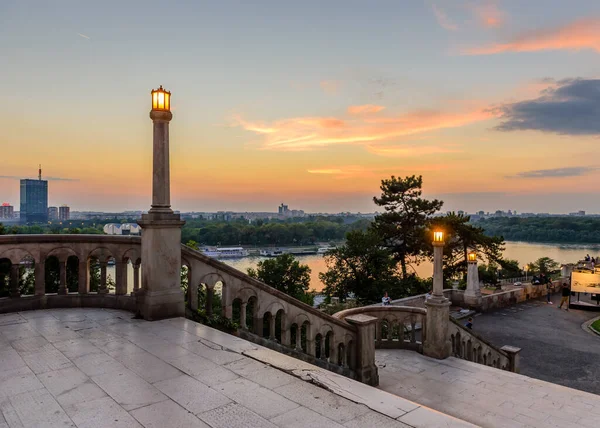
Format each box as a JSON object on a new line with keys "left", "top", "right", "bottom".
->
{"left": 151, "top": 85, "right": 171, "bottom": 111}
{"left": 468, "top": 252, "right": 477, "bottom": 262}
{"left": 433, "top": 231, "right": 444, "bottom": 243}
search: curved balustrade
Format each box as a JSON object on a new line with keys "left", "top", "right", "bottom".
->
{"left": 333, "top": 306, "right": 427, "bottom": 352}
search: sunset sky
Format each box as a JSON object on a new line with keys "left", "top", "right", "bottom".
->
{"left": 3, "top": 0, "right": 600, "bottom": 213}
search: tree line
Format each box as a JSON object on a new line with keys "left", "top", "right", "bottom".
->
{"left": 478, "top": 217, "right": 600, "bottom": 243}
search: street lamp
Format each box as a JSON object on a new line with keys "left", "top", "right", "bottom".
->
{"left": 432, "top": 230, "right": 445, "bottom": 299}
{"left": 524, "top": 265, "right": 529, "bottom": 282}
{"left": 468, "top": 252, "right": 477, "bottom": 262}
{"left": 433, "top": 231, "right": 444, "bottom": 244}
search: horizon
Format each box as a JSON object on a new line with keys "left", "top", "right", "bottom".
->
{"left": 3, "top": 1, "right": 600, "bottom": 214}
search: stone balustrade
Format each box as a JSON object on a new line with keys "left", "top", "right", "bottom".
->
{"left": 448, "top": 318, "right": 520, "bottom": 372}
{"left": 333, "top": 305, "right": 427, "bottom": 352}
{"left": 0, "top": 235, "right": 379, "bottom": 386}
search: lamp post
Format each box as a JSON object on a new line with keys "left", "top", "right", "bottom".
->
{"left": 524, "top": 265, "right": 529, "bottom": 282}
{"left": 423, "top": 230, "right": 451, "bottom": 359}
{"left": 137, "top": 85, "right": 185, "bottom": 320}
{"left": 464, "top": 251, "right": 482, "bottom": 307}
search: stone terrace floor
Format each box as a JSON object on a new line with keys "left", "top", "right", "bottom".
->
{"left": 377, "top": 349, "right": 600, "bottom": 428}
{"left": 0, "top": 308, "right": 473, "bottom": 428}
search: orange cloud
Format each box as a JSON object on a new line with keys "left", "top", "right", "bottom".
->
{"left": 464, "top": 18, "right": 600, "bottom": 55}
{"left": 307, "top": 164, "right": 446, "bottom": 179}
{"left": 347, "top": 104, "right": 386, "bottom": 115}
{"left": 432, "top": 4, "right": 458, "bottom": 31}
{"left": 470, "top": 2, "right": 505, "bottom": 28}
{"left": 320, "top": 80, "right": 340, "bottom": 95}
{"left": 366, "top": 144, "right": 461, "bottom": 157}
{"left": 235, "top": 106, "right": 496, "bottom": 151}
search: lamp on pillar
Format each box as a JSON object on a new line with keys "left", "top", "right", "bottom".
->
{"left": 137, "top": 85, "right": 185, "bottom": 321}
{"left": 465, "top": 250, "right": 482, "bottom": 307}
{"left": 423, "top": 229, "right": 451, "bottom": 359}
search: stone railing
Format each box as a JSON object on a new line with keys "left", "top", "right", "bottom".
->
{"left": 498, "top": 276, "right": 528, "bottom": 285}
{"left": 0, "top": 235, "right": 141, "bottom": 314}
{"left": 448, "top": 318, "right": 520, "bottom": 372}
{"left": 333, "top": 306, "right": 426, "bottom": 352}
{"left": 181, "top": 245, "right": 379, "bottom": 386}
{"left": 480, "top": 279, "right": 564, "bottom": 311}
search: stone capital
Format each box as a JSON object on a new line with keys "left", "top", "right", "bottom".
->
{"left": 149, "top": 110, "right": 173, "bottom": 122}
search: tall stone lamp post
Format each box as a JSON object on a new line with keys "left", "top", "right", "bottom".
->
{"left": 423, "top": 231, "right": 451, "bottom": 359}
{"left": 137, "top": 86, "right": 186, "bottom": 320}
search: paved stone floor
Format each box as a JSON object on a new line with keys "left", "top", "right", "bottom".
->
{"left": 376, "top": 349, "right": 600, "bottom": 428}
{"left": 469, "top": 294, "right": 600, "bottom": 395}
{"left": 0, "top": 308, "right": 472, "bottom": 428}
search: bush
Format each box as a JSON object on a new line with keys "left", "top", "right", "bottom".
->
{"left": 191, "top": 309, "right": 239, "bottom": 333}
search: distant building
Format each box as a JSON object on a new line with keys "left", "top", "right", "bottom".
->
{"left": 48, "top": 206, "right": 59, "bottom": 220}
{"left": 20, "top": 167, "right": 48, "bottom": 223}
{"left": 59, "top": 205, "right": 70, "bottom": 221}
{"left": 0, "top": 203, "right": 14, "bottom": 219}
{"left": 278, "top": 203, "right": 289, "bottom": 215}
{"left": 569, "top": 210, "right": 586, "bottom": 216}
{"left": 103, "top": 223, "right": 141, "bottom": 235}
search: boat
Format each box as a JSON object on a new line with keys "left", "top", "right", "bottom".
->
{"left": 260, "top": 249, "right": 286, "bottom": 257}
{"left": 201, "top": 247, "right": 249, "bottom": 258}
{"left": 317, "top": 246, "right": 335, "bottom": 254}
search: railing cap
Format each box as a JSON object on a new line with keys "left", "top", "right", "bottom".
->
{"left": 345, "top": 314, "right": 378, "bottom": 325}
{"left": 500, "top": 345, "right": 521, "bottom": 354}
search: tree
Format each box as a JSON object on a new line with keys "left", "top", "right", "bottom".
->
{"left": 372, "top": 175, "right": 443, "bottom": 279}
{"left": 431, "top": 212, "right": 505, "bottom": 279}
{"left": 319, "top": 230, "right": 420, "bottom": 304}
{"left": 530, "top": 257, "right": 560, "bottom": 275}
{"left": 248, "top": 254, "right": 313, "bottom": 305}
{"left": 0, "top": 223, "right": 5, "bottom": 235}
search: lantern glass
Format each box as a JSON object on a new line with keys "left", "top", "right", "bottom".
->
{"left": 151, "top": 86, "right": 171, "bottom": 112}
{"left": 433, "top": 231, "right": 444, "bottom": 242}
{"left": 468, "top": 252, "right": 476, "bottom": 262}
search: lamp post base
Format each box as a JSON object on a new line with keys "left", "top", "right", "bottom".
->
{"left": 423, "top": 297, "right": 451, "bottom": 359}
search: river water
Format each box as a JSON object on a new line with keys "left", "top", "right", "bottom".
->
{"left": 105, "top": 241, "right": 600, "bottom": 293}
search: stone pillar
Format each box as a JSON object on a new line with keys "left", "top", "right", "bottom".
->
{"left": 10, "top": 264, "right": 20, "bottom": 298}
{"left": 329, "top": 338, "right": 337, "bottom": 363}
{"left": 305, "top": 324, "right": 315, "bottom": 356}
{"left": 99, "top": 261, "right": 108, "bottom": 294}
{"left": 464, "top": 258, "right": 482, "bottom": 308}
{"left": 133, "top": 263, "right": 140, "bottom": 293}
{"left": 206, "top": 287, "right": 214, "bottom": 317}
{"left": 34, "top": 261, "right": 45, "bottom": 296}
{"left": 78, "top": 260, "right": 88, "bottom": 294}
{"left": 376, "top": 321, "right": 382, "bottom": 346}
{"left": 136, "top": 91, "right": 185, "bottom": 321}
{"left": 501, "top": 345, "right": 522, "bottom": 373}
{"left": 115, "top": 261, "right": 127, "bottom": 295}
{"left": 269, "top": 315, "right": 276, "bottom": 340}
{"left": 424, "top": 240, "right": 451, "bottom": 359}
{"left": 346, "top": 314, "right": 379, "bottom": 386}
{"left": 188, "top": 283, "right": 198, "bottom": 311}
{"left": 240, "top": 303, "right": 247, "bottom": 329}
{"left": 58, "top": 260, "right": 67, "bottom": 295}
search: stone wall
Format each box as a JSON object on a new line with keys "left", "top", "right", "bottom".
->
{"left": 480, "top": 280, "right": 563, "bottom": 311}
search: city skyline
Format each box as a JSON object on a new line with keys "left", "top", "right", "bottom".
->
{"left": 3, "top": 1, "right": 600, "bottom": 213}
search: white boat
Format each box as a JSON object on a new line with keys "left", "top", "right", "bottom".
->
{"left": 201, "top": 247, "right": 249, "bottom": 258}
{"left": 317, "top": 246, "right": 335, "bottom": 254}
{"left": 260, "top": 249, "right": 285, "bottom": 257}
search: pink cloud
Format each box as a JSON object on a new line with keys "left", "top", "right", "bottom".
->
{"left": 347, "top": 104, "right": 386, "bottom": 115}
{"left": 366, "top": 144, "right": 461, "bottom": 157}
{"left": 432, "top": 4, "right": 458, "bottom": 31}
{"left": 470, "top": 2, "right": 506, "bottom": 28}
{"left": 464, "top": 18, "right": 600, "bottom": 55}
{"left": 307, "top": 165, "right": 445, "bottom": 179}
{"left": 234, "top": 105, "right": 496, "bottom": 151}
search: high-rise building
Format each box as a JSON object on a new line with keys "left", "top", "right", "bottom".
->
{"left": 59, "top": 205, "right": 70, "bottom": 221}
{"left": 20, "top": 166, "right": 48, "bottom": 223}
{"left": 0, "top": 203, "right": 14, "bottom": 219}
{"left": 48, "top": 206, "right": 58, "bottom": 220}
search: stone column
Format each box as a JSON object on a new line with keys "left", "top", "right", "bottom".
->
{"left": 136, "top": 95, "right": 185, "bottom": 320}
{"left": 424, "top": 240, "right": 451, "bottom": 359}
{"left": 206, "top": 287, "right": 214, "bottom": 317}
{"left": 240, "top": 303, "right": 247, "bottom": 329}
{"left": 305, "top": 324, "right": 315, "bottom": 356}
{"left": 318, "top": 336, "right": 326, "bottom": 359}
{"left": 328, "top": 338, "right": 337, "bottom": 363}
{"left": 376, "top": 321, "right": 382, "bottom": 346}
{"left": 464, "top": 258, "right": 482, "bottom": 308}
{"left": 115, "top": 261, "right": 127, "bottom": 295}
{"left": 58, "top": 260, "right": 67, "bottom": 295}
{"left": 133, "top": 263, "right": 140, "bottom": 293}
{"left": 78, "top": 260, "right": 88, "bottom": 294}
{"left": 99, "top": 261, "right": 108, "bottom": 294}
{"left": 34, "top": 261, "right": 45, "bottom": 296}
{"left": 269, "top": 315, "right": 276, "bottom": 341}
{"left": 346, "top": 314, "right": 379, "bottom": 386}
{"left": 10, "top": 264, "right": 20, "bottom": 298}
{"left": 501, "top": 345, "right": 522, "bottom": 373}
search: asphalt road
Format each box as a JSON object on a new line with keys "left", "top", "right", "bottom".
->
{"left": 470, "top": 293, "right": 600, "bottom": 395}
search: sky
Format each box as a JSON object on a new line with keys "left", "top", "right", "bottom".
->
{"left": 2, "top": 0, "right": 600, "bottom": 214}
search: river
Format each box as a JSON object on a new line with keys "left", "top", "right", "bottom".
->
{"left": 105, "top": 241, "right": 600, "bottom": 294}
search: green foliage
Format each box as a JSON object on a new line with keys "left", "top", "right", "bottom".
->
{"left": 372, "top": 175, "right": 443, "bottom": 278}
{"left": 248, "top": 254, "right": 313, "bottom": 304}
{"left": 45, "top": 257, "right": 60, "bottom": 293}
{"left": 478, "top": 263, "right": 499, "bottom": 285}
{"left": 320, "top": 229, "right": 429, "bottom": 304}
{"left": 191, "top": 309, "right": 239, "bottom": 333}
{"left": 590, "top": 319, "right": 600, "bottom": 334}
{"left": 0, "top": 223, "right": 5, "bottom": 235}
{"left": 185, "top": 240, "right": 200, "bottom": 250}
{"left": 477, "top": 217, "right": 600, "bottom": 243}
{"left": 497, "top": 258, "right": 522, "bottom": 279}
{"left": 431, "top": 212, "right": 505, "bottom": 279}
{"left": 530, "top": 257, "right": 560, "bottom": 276}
